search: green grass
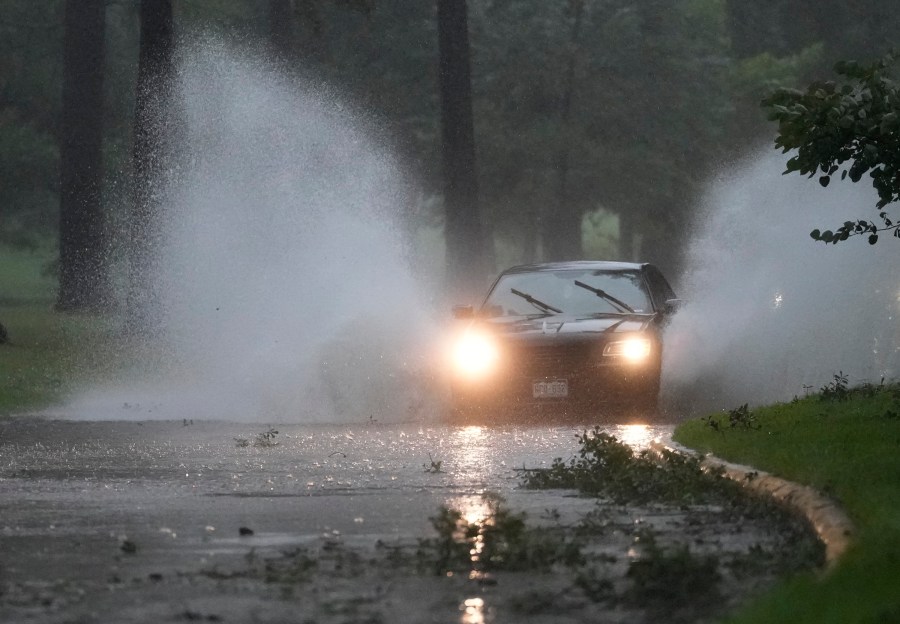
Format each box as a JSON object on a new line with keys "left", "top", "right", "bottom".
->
{"left": 0, "top": 243, "right": 56, "bottom": 304}
{"left": 0, "top": 305, "right": 123, "bottom": 412}
{"left": 674, "top": 387, "right": 900, "bottom": 624}
{"left": 0, "top": 245, "right": 122, "bottom": 413}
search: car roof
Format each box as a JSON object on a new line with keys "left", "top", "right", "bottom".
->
{"left": 499, "top": 260, "right": 648, "bottom": 275}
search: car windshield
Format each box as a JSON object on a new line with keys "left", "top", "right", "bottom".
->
{"left": 482, "top": 269, "right": 652, "bottom": 317}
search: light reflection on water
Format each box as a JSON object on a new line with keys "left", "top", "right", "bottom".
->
{"left": 614, "top": 423, "right": 655, "bottom": 449}
{"left": 461, "top": 596, "right": 486, "bottom": 624}
{"left": 443, "top": 422, "right": 667, "bottom": 521}
{"left": 447, "top": 426, "right": 493, "bottom": 624}
{"left": 451, "top": 425, "right": 491, "bottom": 483}
{"left": 447, "top": 425, "right": 494, "bottom": 540}
{"left": 442, "top": 422, "right": 666, "bottom": 624}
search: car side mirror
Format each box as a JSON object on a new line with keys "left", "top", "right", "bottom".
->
{"left": 452, "top": 305, "right": 475, "bottom": 319}
{"left": 663, "top": 298, "right": 684, "bottom": 314}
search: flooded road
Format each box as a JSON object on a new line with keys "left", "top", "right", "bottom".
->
{"left": 1, "top": 419, "right": 655, "bottom": 578}
{"left": 0, "top": 417, "right": 817, "bottom": 623}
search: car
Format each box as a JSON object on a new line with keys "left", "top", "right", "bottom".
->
{"left": 447, "top": 261, "right": 680, "bottom": 420}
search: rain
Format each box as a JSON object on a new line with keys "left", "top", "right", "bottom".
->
{"left": 1, "top": 2, "right": 898, "bottom": 623}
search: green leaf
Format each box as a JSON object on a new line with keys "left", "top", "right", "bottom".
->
{"left": 769, "top": 52, "right": 900, "bottom": 248}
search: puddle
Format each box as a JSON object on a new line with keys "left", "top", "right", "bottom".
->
{"left": 0, "top": 418, "right": 819, "bottom": 623}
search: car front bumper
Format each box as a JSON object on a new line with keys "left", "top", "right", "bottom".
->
{"left": 450, "top": 360, "right": 661, "bottom": 415}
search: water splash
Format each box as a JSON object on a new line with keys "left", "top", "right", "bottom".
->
{"left": 68, "top": 38, "right": 444, "bottom": 423}
{"left": 662, "top": 151, "right": 900, "bottom": 415}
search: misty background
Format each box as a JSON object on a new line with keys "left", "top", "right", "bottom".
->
{"left": 1, "top": 0, "right": 898, "bottom": 420}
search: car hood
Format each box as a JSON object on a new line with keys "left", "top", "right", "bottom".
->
{"left": 482, "top": 313, "right": 656, "bottom": 338}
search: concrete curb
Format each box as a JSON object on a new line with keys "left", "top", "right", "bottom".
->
{"left": 651, "top": 439, "right": 855, "bottom": 569}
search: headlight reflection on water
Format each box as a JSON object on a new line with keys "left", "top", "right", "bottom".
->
{"left": 447, "top": 425, "right": 492, "bottom": 624}
{"left": 450, "top": 425, "right": 490, "bottom": 483}
{"left": 461, "top": 597, "right": 486, "bottom": 624}
{"left": 442, "top": 424, "right": 661, "bottom": 624}
{"left": 615, "top": 423, "right": 654, "bottom": 449}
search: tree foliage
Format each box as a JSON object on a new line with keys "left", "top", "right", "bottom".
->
{"left": 4, "top": 0, "right": 900, "bottom": 301}
{"left": 469, "top": 0, "right": 730, "bottom": 269}
{"left": 0, "top": 0, "right": 62, "bottom": 247}
{"left": 763, "top": 51, "right": 900, "bottom": 244}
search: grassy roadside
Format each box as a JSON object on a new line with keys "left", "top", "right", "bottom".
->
{"left": 0, "top": 245, "right": 122, "bottom": 414}
{"left": 0, "top": 305, "right": 124, "bottom": 413}
{"left": 674, "top": 383, "right": 900, "bottom": 624}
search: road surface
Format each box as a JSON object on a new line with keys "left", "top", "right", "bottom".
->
{"left": 0, "top": 417, "right": 817, "bottom": 623}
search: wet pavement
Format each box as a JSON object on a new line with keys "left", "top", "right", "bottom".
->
{"left": 0, "top": 417, "right": 817, "bottom": 623}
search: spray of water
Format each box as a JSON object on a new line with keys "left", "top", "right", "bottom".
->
{"left": 67, "top": 39, "right": 446, "bottom": 422}
{"left": 662, "top": 151, "right": 900, "bottom": 415}
{"left": 63, "top": 39, "right": 899, "bottom": 423}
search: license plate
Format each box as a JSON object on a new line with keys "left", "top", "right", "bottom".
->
{"left": 533, "top": 379, "right": 568, "bottom": 398}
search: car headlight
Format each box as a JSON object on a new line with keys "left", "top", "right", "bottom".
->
{"left": 452, "top": 331, "right": 499, "bottom": 378}
{"left": 603, "top": 337, "right": 652, "bottom": 362}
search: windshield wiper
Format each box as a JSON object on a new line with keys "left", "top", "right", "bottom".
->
{"left": 510, "top": 288, "right": 563, "bottom": 314}
{"left": 573, "top": 280, "right": 635, "bottom": 313}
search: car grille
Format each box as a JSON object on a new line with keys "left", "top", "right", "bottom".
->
{"left": 504, "top": 342, "right": 596, "bottom": 378}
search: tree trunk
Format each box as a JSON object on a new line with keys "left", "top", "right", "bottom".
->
{"left": 437, "top": 0, "right": 486, "bottom": 301}
{"left": 127, "top": 0, "right": 175, "bottom": 332}
{"left": 269, "top": 0, "right": 295, "bottom": 59}
{"left": 543, "top": 0, "right": 584, "bottom": 262}
{"left": 57, "top": 0, "right": 107, "bottom": 312}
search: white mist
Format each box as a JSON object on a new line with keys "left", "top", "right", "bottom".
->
{"left": 67, "top": 39, "right": 444, "bottom": 423}
{"left": 662, "top": 151, "right": 900, "bottom": 415}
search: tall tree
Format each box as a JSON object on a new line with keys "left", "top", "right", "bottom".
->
{"left": 543, "top": 0, "right": 585, "bottom": 261}
{"left": 437, "top": 0, "right": 486, "bottom": 299}
{"left": 723, "top": 0, "right": 900, "bottom": 147}
{"left": 0, "top": 1, "right": 64, "bottom": 248}
{"left": 265, "top": 1, "right": 376, "bottom": 64}
{"left": 57, "top": 0, "right": 107, "bottom": 312}
{"left": 128, "top": 0, "right": 174, "bottom": 330}
{"left": 468, "top": 0, "right": 730, "bottom": 271}
{"left": 269, "top": 0, "right": 295, "bottom": 59}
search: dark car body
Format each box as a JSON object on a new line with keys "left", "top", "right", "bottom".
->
{"left": 448, "top": 261, "right": 679, "bottom": 419}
